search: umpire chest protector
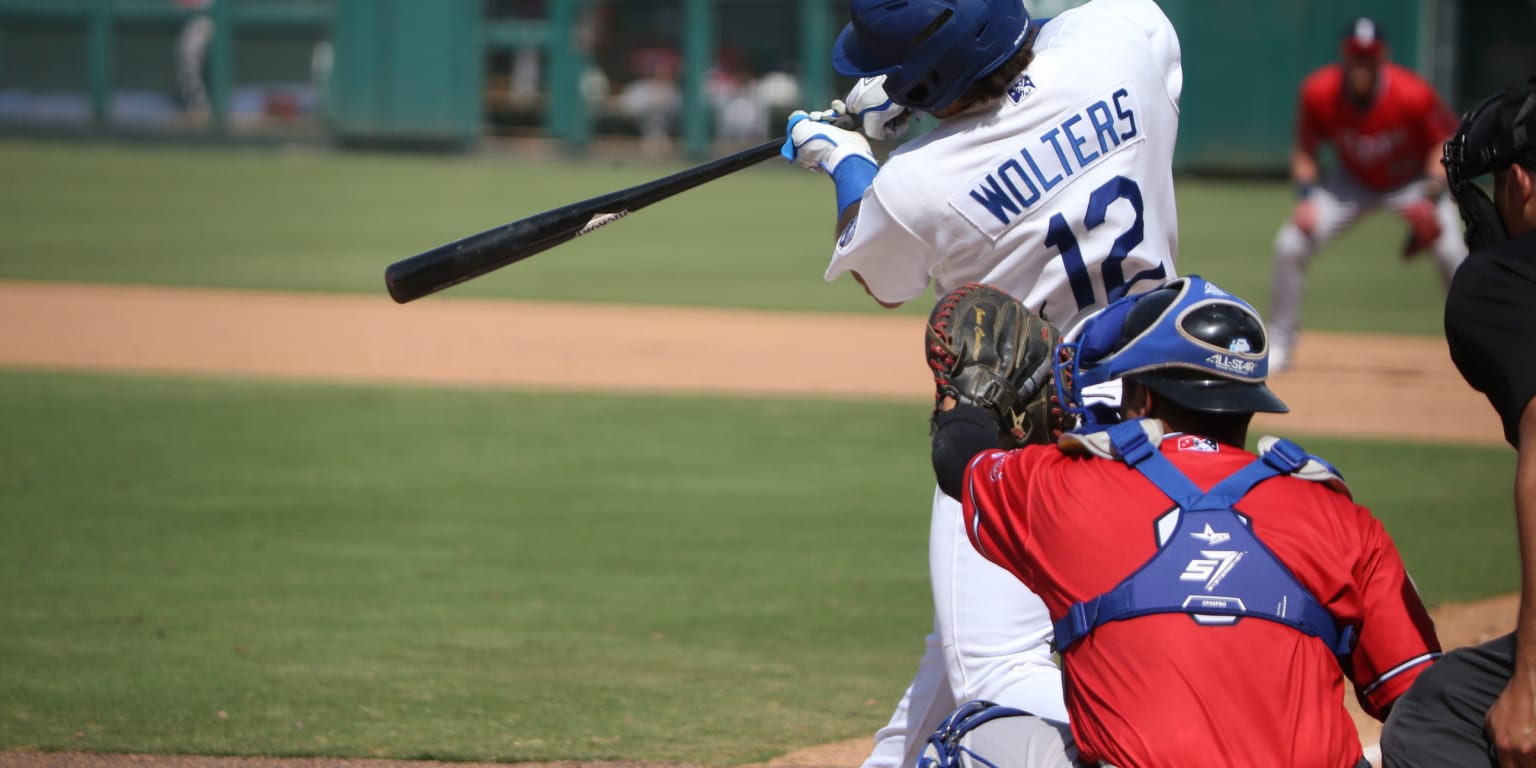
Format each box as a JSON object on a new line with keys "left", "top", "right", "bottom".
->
{"left": 1052, "top": 419, "right": 1356, "bottom": 655}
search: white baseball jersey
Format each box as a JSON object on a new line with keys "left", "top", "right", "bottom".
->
{"left": 827, "top": 0, "right": 1183, "bottom": 334}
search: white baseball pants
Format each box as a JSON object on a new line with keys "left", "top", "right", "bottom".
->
{"left": 860, "top": 488, "right": 1069, "bottom": 768}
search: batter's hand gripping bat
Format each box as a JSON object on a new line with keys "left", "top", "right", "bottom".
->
{"left": 385, "top": 137, "right": 784, "bottom": 304}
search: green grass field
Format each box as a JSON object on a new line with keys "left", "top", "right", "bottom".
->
{"left": 0, "top": 141, "right": 1513, "bottom": 762}
{"left": 0, "top": 372, "right": 938, "bottom": 763}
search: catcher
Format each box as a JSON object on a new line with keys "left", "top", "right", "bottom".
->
{"left": 919, "top": 279, "right": 1440, "bottom": 767}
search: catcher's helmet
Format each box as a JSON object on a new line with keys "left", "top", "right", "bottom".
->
{"left": 831, "top": 0, "right": 1031, "bottom": 113}
{"left": 1443, "top": 76, "right": 1536, "bottom": 251}
{"left": 1056, "top": 276, "right": 1287, "bottom": 430}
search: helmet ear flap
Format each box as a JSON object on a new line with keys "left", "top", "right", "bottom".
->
{"left": 1443, "top": 99, "right": 1510, "bottom": 251}
{"left": 1442, "top": 80, "right": 1536, "bottom": 250}
{"left": 1448, "top": 177, "right": 1508, "bottom": 251}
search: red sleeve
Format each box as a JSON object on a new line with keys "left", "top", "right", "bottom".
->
{"left": 962, "top": 447, "right": 1044, "bottom": 586}
{"left": 1345, "top": 505, "right": 1442, "bottom": 718}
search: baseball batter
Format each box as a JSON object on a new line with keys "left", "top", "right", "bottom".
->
{"left": 1268, "top": 17, "right": 1466, "bottom": 371}
{"left": 783, "top": 0, "right": 1182, "bottom": 765}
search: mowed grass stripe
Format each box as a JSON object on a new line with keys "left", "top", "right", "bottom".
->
{"left": 0, "top": 141, "right": 1452, "bottom": 333}
{"left": 0, "top": 370, "right": 935, "bottom": 763}
{"left": 0, "top": 370, "right": 1516, "bottom": 761}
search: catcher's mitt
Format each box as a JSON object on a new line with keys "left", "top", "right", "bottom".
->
{"left": 926, "top": 283, "right": 1065, "bottom": 447}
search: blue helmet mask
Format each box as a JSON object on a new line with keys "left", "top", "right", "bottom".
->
{"left": 832, "top": 0, "right": 1032, "bottom": 113}
{"left": 1054, "top": 276, "right": 1288, "bottom": 431}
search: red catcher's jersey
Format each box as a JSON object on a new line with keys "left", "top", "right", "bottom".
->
{"left": 962, "top": 435, "right": 1440, "bottom": 768}
{"left": 1296, "top": 62, "right": 1459, "bottom": 191}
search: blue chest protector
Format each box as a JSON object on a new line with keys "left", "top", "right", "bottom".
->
{"left": 1051, "top": 420, "right": 1356, "bottom": 656}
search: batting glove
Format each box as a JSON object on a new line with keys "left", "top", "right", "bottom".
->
{"left": 841, "top": 76, "right": 913, "bottom": 140}
{"left": 782, "top": 111, "right": 875, "bottom": 173}
{"left": 782, "top": 111, "right": 878, "bottom": 218}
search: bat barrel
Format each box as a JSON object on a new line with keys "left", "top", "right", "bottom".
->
{"left": 385, "top": 219, "right": 561, "bottom": 303}
{"left": 385, "top": 138, "right": 784, "bottom": 304}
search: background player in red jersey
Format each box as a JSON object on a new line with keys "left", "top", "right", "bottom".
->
{"left": 925, "top": 276, "right": 1441, "bottom": 767}
{"left": 1267, "top": 17, "right": 1466, "bottom": 371}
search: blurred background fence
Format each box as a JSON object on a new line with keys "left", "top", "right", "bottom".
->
{"left": 0, "top": 0, "right": 1531, "bottom": 170}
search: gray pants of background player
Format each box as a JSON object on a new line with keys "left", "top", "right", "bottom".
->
{"left": 1380, "top": 633, "right": 1510, "bottom": 767}
{"left": 1268, "top": 171, "right": 1467, "bottom": 367}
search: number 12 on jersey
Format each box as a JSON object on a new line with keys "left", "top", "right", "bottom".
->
{"left": 1043, "top": 175, "right": 1167, "bottom": 310}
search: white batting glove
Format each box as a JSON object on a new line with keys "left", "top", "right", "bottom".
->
{"left": 842, "top": 76, "right": 912, "bottom": 140}
{"left": 781, "top": 110, "right": 876, "bottom": 175}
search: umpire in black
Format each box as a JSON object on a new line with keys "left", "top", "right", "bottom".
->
{"left": 1382, "top": 76, "right": 1536, "bottom": 768}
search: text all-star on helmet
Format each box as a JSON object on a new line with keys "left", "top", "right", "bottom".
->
{"left": 1055, "top": 276, "right": 1288, "bottom": 430}
{"left": 831, "top": 0, "right": 1031, "bottom": 113}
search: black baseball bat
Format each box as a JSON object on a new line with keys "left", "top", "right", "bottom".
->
{"left": 385, "top": 138, "right": 785, "bottom": 304}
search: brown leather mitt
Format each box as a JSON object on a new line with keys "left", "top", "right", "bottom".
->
{"left": 925, "top": 283, "right": 1065, "bottom": 447}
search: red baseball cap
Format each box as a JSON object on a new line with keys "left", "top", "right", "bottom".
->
{"left": 1342, "top": 17, "right": 1386, "bottom": 59}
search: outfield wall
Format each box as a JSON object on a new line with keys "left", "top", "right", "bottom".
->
{"left": 1, "top": 0, "right": 1532, "bottom": 170}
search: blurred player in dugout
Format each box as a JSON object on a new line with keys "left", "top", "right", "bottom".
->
{"left": 1267, "top": 17, "right": 1466, "bottom": 372}
{"left": 176, "top": 0, "right": 214, "bottom": 118}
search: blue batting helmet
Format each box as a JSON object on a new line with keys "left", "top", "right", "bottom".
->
{"left": 1055, "top": 276, "right": 1288, "bottom": 430}
{"left": 831, "top": 0, "right": 1031, "bottom": 113}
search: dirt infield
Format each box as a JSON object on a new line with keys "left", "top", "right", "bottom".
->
{"left": 0, "top": 280, "right": 1506, "bottom": 446}
{"left": 0, "top": 280, "right": 1517, "bottom": 767}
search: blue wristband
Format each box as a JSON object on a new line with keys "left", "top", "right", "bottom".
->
{"left": 831, "top": 155, "right": 878, "bottom": 218}
{"left": 1297, "top": 182, "right": 1315, "bottom": 199}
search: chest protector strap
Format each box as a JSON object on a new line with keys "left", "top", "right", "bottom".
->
{"left": 1051, "top": 420, "right": 1356, "bottom": 656}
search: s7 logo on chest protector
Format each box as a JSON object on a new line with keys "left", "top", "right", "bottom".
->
{"left": 1180, "top": 550, "right": 1245, "bottom": 591}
